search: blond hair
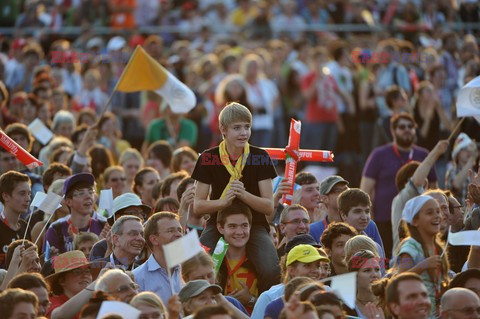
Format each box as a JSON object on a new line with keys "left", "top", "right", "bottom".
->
{"left": 218, "top": 102, "right": 252, "bottom": 129}
{"left": 119, "top": 148, "right": 144, "bottom": 167}
{"left": 181, "top": 251, "right": 214, "bottom": 281}
{"left": 130, "top": 291, "right": 166, "bottom": 314}
{"left": 344, "top": 235, "right": 379, "bottom": 265}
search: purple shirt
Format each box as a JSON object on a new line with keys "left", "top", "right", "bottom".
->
{"left": 362, "top": 143, "right": 436, "bottom": 222}
{"left": 44, "top": 215, "right": 105, "bottom": 253}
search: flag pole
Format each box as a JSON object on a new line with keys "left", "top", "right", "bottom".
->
{"left": 447, "top": 117, "right": 466, "bottom": 144}
{"left": 33, "top": 213, "right": 55, "bottom": 246}
{"left": 95, "top": 45, "right": 142, "bottom": 126}
{"left": 22, "top": 210, "right": 34, "bottom": 247}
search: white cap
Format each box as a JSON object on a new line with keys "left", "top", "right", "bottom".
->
{"left": 86, "top": 37, "right": 104, "bottom": 50}
{"left": 402, "top": 195, "right": 435, "bottom": 224}
{"left": 452, "top": 132, "right": 473, "bottom": 159}
{"left": 107, "top": 36, "right": 126, "bottom": 52}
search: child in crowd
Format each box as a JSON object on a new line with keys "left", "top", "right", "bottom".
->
{"left": 395, "top": 195, "right": 449, "bottom": 318}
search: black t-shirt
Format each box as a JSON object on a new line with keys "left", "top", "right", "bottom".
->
{"left": 191, "top": 145, "right": 277, "bottom": 229}
{"left": 0, "top": 218, "right": 31, "bottom": 269}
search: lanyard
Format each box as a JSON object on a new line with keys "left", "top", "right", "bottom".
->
{"left": 67, "top": 217, "right": 92, "bottom": 235}
{"left": 392, "top": 144, "right": 413, "bottom": 164}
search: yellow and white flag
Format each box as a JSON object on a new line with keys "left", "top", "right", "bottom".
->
{"left": 115, "top": 45, "right": 196, "bottom": 114}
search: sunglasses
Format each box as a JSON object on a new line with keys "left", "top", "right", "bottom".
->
{"left": 396, "top": 123, "right": 414, "bottom": 130}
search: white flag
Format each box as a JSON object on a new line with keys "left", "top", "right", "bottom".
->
{"left": 330, "top": 272, "right": 357, "bottom": 309}
{"left": 28, "top": 118, "right": 53, "bottom": 145}
{"left": 97, "top": 188, "right": 114, "bottom": 218}
{"left": 448, "top": 228, "right": 480, "bottom": 246}
{"left": 456, "top": 76, "right": 480, "bottom": 117}
{"left": 96, "top": 301, "right": 140, "bottom": 319}
{"left": 38, "top": 192, "right": 63, "bottom": 215}
{"left": 163, "top": 230, "right": 203, "bottom": 269}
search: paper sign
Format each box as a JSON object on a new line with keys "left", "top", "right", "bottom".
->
{"left": 163, "top": 230, "right": 203, "bottom": 269}
{"left": 97, "top": 188, "right": 114, "bottom": 218}
{"left": 96, "top": 301, "right": 140, "bottom": 319}
{"left": 448, "top": 228, "right": 480, "bottom": 246}
{"left": 330, "top": 272, "right": 357, "bottom": 309}
{"left": 456, "top": 76, "right": 480, "bottom": 117}
{"left": 28, "top": 118, "right": 53, "bottom": 145}
{"left": 31, "top": 191, "right": 62, "bottom": 212}
{"left": 38, "top": 192, "right": 63, "bottom": 215}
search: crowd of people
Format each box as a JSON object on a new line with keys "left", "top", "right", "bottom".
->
{"left": 1, "top": 0, "right": 480, "bottom": 319}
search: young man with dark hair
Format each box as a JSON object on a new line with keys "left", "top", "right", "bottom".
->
{"left": 386, "top": 272, "right": 430, "bottom": 319}
{"left": 0, "top": 171, "right": 31, "bottom": 269}
{"left": 320, "top": 222, "right": 357, "bottom": 275}
{"left": 338, "top": 188, "right": 385, "bottom": 259}
{"left": 44, "top": 173, "right": 105, "bottom": 254}
{"left": 361, "top": 112, "right": 437, "bottom": 257}
{"left": 217, "top": 199, "right": 258, "bottom": 312}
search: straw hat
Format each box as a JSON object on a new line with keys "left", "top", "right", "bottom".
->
{"left": 45, "top": 250, "right": 101, "bottom": 286}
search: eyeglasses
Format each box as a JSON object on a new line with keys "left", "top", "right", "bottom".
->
{"left": 72, "top": 188, "right": 95, "bottom": 197}
{"left": 113, "top": 282, "right": 139, "bottom": 294}
{"left": 284, "top": 218, "right": 310, "bottom": 226}
{"left": 448, "top": 307, "right": 480, "bottom": 315}
{"left": 396, "top": 123, "right": 415, "bottom": 130}
{"left": 110, "top": 177, "right": 127, "bottom": 183}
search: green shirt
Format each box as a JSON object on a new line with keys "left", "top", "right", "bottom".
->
{"left": 146, "top": 118, "right": 198, "bottom": 147}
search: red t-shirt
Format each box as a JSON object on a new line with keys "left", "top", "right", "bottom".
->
{"left": 46, "top": 294, "right": 79, "bottom": 319}
{"left": 301, "top": 71, "right": 338, "bottom": 123}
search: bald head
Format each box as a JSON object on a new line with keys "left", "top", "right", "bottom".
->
{"left": 441, "top": 288, "right": 480, "bottom": 319}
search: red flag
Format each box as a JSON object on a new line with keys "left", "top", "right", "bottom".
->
{"left": 0, "top": 130, "right": 43, "bottom": 169}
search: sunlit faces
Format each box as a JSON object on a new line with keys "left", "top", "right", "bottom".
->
{"left": 106, "top": 272, "right": 139, "bottom": 303}
{"left": 77, "top": 240, "right": 95, "bottom": 258}
{"left": 3, "top": 181, "right": 31, "bottom": 215}
{"left": 123, "top": 158, "right": 142, "bottom": 183}
{"left": 341, "top": 205, "right": 371, "bottom": 232}
{"left": 104, "top": 169, "right": 127, "bottom": 198}
{"left": 113, "top": 219, "right": 145, "bottom": 257}
{"left": 29, "top": 286, "right": 50, "bottom": 316}
{"left": 428, "top": 192, "right": 449, "bottom": 233}
{"left": 280, "top": 209, "right": 310, "bottom": 241}
{"left": 184, "top": 288, "right": 217, "bottom": 315}
{"left": 179, "top": 155, "right": 196, "bottom": 176}
{"left": 329, "top": 234, "right": 353, "bottom": 269}
{"left": 412, "top": 199, "right": 441, "bottom": 236}
{"left": 60, "top": 267, "right": 93, "bottom": 297}
{"left": 300, "top": 183, "right": 321, "bottom": 212}
{"left": 217, "top": 214, "right": 251, "bottom": 249}
{"left": 389, "top": 279, "right": 431, "bottom": 319}
{"left": 185, "top": 265, "right": 216, "bottom": 285}
{"left": 393, "top": 119, "right": 415, "bottom": 149}
{"left": 288, "top": 260, "right": 329, "bottom": 280}
{"left": 8, "top": 302, "right": 36, "bottom": 319}
{"left": 356, "top": 258, "right": 381, "bottom": 293}
{"left": 153, "top": 218, "right": 183, "bottom": 246}
{"left": 66, "top": 187, "right": 96, "bottom": 215}
{"left": 322, "top": 183, "right": 348, "bottom": 212}
{"left": 137, "top": 171, "right": 160, "bottom": 204}
{"left": 220, "top": 122, "right": 251, "bottom": 150}
{"left": 447, "top": 196, "right": 464, "bottom": 232}
{"left": 137, "top": 304, "right": 164, "bottom": 319}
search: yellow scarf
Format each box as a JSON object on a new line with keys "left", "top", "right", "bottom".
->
{"left": 219, "top": 140, "right": 250, "bottom": 199}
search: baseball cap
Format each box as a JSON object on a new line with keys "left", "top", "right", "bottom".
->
{"left": 286, "top": 244, "right": 328, "bottom": 266}
{"left": 285, "top": 234, "right": 320, "bottom": 254}
{"left": 107, "top": 36, "right": 126, "bottom": 52}
{"left": 319, "top": 176, "right": 348, "bottom": 195}
{"left": 178, "top": 280, "right": 222, "bottom": 303}
{"left": 63, "top": 173, "right": 95, "bottom": 196}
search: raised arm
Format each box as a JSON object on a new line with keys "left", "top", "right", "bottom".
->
{"left": 411, "top": 140, "right": 449, "bottom": 187}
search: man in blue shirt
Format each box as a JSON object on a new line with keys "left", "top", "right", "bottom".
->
{"left": 133, "top": 212, "right": 183, "bottom": 304}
